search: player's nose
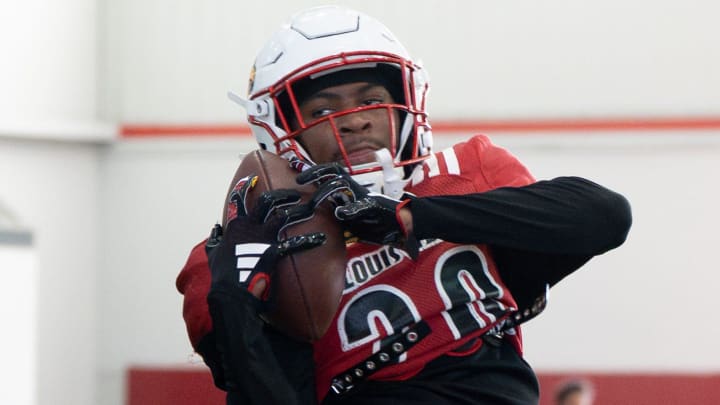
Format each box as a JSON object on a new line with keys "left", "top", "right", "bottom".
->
{"left": 337, "top": 110, "right": 372, "bottom": 135}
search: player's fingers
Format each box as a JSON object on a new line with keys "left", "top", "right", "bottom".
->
{"left": 296, "top": 163, "right": 345, "bottom": 185}
{"left": 335, "top": 198, "right": 376, "bottom": 220}
{"left": 272, "top": 203, "right": 316, "bottom": 233}
{"left": 277, "top": 232, "right": 327, "bottom": 256}
{"left": 255, "top": 189, "right": 303, "bottom": 222}
{"left": 310, "top": 178, "right": 355, "bottom": 208}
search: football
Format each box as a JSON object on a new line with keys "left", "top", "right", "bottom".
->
{"left": 222, "top": 149, "right": 347, "bottom": 342}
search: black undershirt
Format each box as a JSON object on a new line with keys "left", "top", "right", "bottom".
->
{"left": 409, "top": 176, "right": 632, "bottom": 309}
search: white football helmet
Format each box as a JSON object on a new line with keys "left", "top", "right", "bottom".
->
{"left": 229, "top": 5, "right": 433, "bottom": 184}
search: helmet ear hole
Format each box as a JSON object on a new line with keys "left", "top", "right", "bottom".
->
{"left": 275, "top": 91, "right": 294, "bottom": 130}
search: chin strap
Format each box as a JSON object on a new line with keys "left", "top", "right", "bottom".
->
{"left": 350, "top": 148, "right": 409, "bottom": 200}
{"left": 375, "top": 148, "right": 406, "bottom": 199}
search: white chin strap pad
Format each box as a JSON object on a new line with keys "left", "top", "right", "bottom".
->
{"left": 375, "top": 148, "right": 406, "bottom": 199}
{"left": 349, "top": 148, "right": 408, "bottom": 200}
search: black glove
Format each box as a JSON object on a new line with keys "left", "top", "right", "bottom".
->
{"left": 296, "top": 163, "right": 419, "bottom": 258}
{"left": 207, "top": 174, "right": 326, "bottom": 302}
{"left": 204, "top": 175, "right": 323, "bottom": 404}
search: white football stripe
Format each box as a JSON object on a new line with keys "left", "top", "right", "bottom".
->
{"left": 239, "top": 270, "right": 253, "bottom": 282}
{"left": 235, "top": 243, "right": 270, "bottom": 255}
{"left": 442, "top": 147, "right": 460, "bottom": 175}
{"left": 237, "top": 256, "right": 261, "bottom": 269}
{"left": 425, "top": 154, "right": 439, "bottom": 178}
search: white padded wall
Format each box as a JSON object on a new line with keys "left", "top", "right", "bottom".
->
{"left": 100, "top": 0, "right": 720, "bottom": 123}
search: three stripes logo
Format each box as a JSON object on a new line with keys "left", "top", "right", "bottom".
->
{"left": 234, "top": 243, "right": 270, "bottom": 283}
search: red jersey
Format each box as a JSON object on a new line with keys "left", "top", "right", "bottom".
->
{"left": 313, "top": 135, "right": 535, "bottom": 398}
{"left": 176, "top": 134, "right": 536, "bottom": 401}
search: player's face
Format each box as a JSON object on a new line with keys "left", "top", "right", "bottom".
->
{"left": 294, "top": 81, "right": 399, "bottom": 166}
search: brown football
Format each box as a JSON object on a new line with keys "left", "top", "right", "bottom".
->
{"left": 221, "top": 149, "right": 347, "bottom": 342}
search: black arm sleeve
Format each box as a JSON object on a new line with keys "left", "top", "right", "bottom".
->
{"left": 204, "top": 288, "right": 317, "bottom": 405}
{"left": 409, "top": 176, "right": 632, "bottom": 308}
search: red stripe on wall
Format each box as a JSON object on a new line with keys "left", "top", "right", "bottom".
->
{"left": 127, "top": 368, "right": 224, "bottom": 405}
{"left": 432, "top": 117, "right": 720, "bottom": 133}
{"left": 120, "top": 124, "right": 250, "bottom": 137}
{"left": 119, "top": 117, "right": 720, "bottom": 138}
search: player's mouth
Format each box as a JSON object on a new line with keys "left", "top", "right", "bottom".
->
{"left": 336, "top": 141, "right": 385, "bottom": 166}
{"left": 345, "top": 147, "right": 379, "bottom": 165}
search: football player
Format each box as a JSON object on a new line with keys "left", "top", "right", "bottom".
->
{"left": 177, "top": 6, "right": 632, "bottom": 405}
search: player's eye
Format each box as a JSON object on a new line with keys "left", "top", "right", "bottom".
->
{"left": 310, "top": 107, "right": 336, "bottom": 119}
{"left": 362, "top": 98, "right": 384, "bottom": 106}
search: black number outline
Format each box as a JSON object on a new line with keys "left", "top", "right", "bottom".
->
{"left": 434, "top": 245, "right": 506, "bottom": 339}
{"left": 337, "top": 284, "right": 420, "bottom": 351}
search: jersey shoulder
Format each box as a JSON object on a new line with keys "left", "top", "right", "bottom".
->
{"left": 411, "top": 134, "right": 535, "bottom": 192}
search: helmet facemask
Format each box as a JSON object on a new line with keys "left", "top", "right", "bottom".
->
{"left": 228, "top": 6, "right": 434, "bottom": 196}
{"left": 252, "top": 56, "right": 431, "bottom": 177}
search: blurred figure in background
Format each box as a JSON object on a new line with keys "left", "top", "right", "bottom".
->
{"left": 554, "top": 379, "right": 595, "bottom": 405}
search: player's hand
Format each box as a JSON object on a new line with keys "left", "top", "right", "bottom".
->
{"left": 296, "top": 163, "right": 419, "bottom": 258}
{"left": 223, "top": 174, "right": 317, "bottom": 243}
{"left": 207, "top": 175, "right": 326, "bottom": 302}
